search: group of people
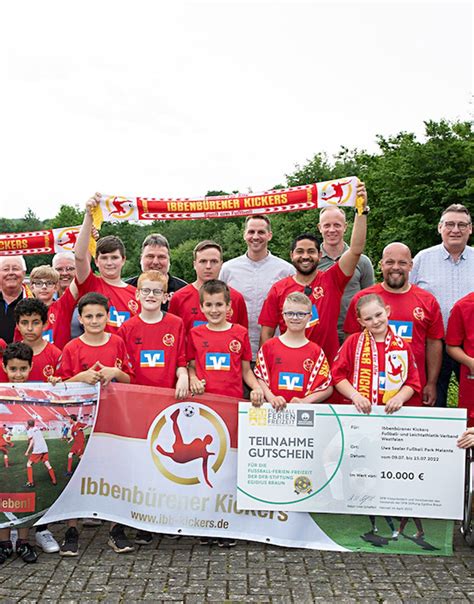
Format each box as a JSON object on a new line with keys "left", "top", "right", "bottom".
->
{"left": 0, "top": 183, "right": 473, "bottom": 562}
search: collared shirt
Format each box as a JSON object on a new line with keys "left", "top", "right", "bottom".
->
{"left": 410, "top": 244, "right": 474, "bottom": 329}
{"left": 219, "top": 252, "right": 295, "bottom": 358}
{"left": 318, "top": 243, "right": 375, "bottom": 342}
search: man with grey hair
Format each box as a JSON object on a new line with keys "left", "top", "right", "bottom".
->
{"left": 126, "top": 233, "right": 187, "bottom": 311}
{"left": 0, "top": 256, "right": 31, "bottom": 343}
{"left": 317, "top": 206, "right": 375, "bottom": 343}
{"left": 410, "top": 203, "right": 474, "bottom": 407}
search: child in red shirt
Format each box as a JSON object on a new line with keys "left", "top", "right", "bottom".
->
{"left": 254, "top": 292, "right": 333, "bottom": 410}
{"left": 118, "top": 271, "right": 188, "bottom": 397}
{"left": 187, "top": 280, "right": 262, "bottom": 403}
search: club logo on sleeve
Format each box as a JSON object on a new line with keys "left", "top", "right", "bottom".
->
{"left": 140, "top": 350, "right": 165, "bottom": 368}
{"left": 388, "top": 320, "right": 413, "bottom": 342}
{"left": 205, "top": 353, "right": 231, "bottom": 371}
{"left": 306, "top": 305, "right": 319, "bottom": 329}
{"left": 278, "top": 372, "right": 304, "bottom": 391}
{"left": 108, "top": 307, "right": 131, "bottom": 328}
{"left": 42, "top": 329, "right": 53, "bottom": 343}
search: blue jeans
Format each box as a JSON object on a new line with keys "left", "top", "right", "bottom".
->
{"left": 436, "top": 344, "right": 460, "bottom": 407}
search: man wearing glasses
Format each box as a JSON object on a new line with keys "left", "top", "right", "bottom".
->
{"left": 52, "top": 252, "right": 83, "bottom": 338}
{"left": 410, "top": 204, "right": 474, "bottom": 407}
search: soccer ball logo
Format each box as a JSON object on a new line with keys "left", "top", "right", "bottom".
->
{"left": 183, "top": 405, "right": 195, "bottom": 418}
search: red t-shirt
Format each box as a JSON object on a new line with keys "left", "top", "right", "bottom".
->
{"left": 258, "top": 265, "right": 350, "bottom": 364}
{"left": 343, "top": 283, "right": 444, "bottom": 386}
{"left": 117, "top": 313, "right": 186, "bottom": 388}
{"left": 331, "top": 333, "right": 422, "bottom": 406}
{"left": 168, "top": 284, "right": 248, "bottom": 335}
{"left": 446, "top": 292, "right": 474, "bottom": 424}
{"left": 71, "top": 421, "right": 87, "bottom": 448}
{"left": 45, "top": 289, "right": 77, "bottom": 350}
{"left": 76, "top": 272, "right": 139, "bottom": 333}
{"left": 29, "top": 342, "right": 62, "bottom": 382}
{"left": 57, "top": 334, "right": 133, "bottom": 380}
{"left": 255, "top": 337, "right": 332, "bottom": 402}
{"left": 186, "top": 323, "right": 252, "bottom": 398}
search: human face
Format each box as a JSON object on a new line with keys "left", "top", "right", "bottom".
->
{"left": 140, "top": 245, "right": 170, "bottom": 274}
{"left": 137, "top": 279, "right": 165, "bottom": 312}
{"left": 53, "top": 258, "right": 75, "bottom": 292}
{"left": 96, "top": 250, "right": 126, "bottom": 281}
{"left": 193, "top": 248, "right": 222, "bottom": 283}
{"left": 31, "top": 278, "right": 57, "bottom": 305}
{"left": 438, "top": 211, "right": 472, "bottom": 252}
{"left": 0, "top": 259, "right": 26, "bottom": 293}
{"left": 318, "top": 209, "right": 347, "bottom": 247}
{"left": 200, "top": 292, "right": 230, "bottom": 327}
{"left": 282, "top": 301, "right": 311, "bottom": 332}
{"left": 79, "top": 304, "right": 109, "bottom": 335}
{"left": 3, "top": 359, "right": 31, "bottom": 383}
{"left": 290, "top": 239, "right": 320, "bottom": 276}
{"left": 380, "top": 245, "right": 412, "bottom": 290}
{"left": 357, "top": 301, "right": 390, "bottom": 340}
{"left": 244, "top": 219, "right": 272, "bottom": 256}
{"left": 17, "top": 313, "right": 45, "bottom": 344}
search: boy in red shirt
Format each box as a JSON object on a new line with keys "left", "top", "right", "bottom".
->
{"left": 14, "top": 299, "right": 61, "bottom": 382}
{"left": 74, "top": 192, "right": 139, "bottom": 333}
{"left": 118, "top": 271, "right": 188, "bottom": 397}
{"left": 254, "top": 292, "right": 333, "bottom": 410}
{"left": 446, "top": 292, "right": 474, "bottom": 427}
{"left": 56, "top": 292, "right": 133, "bottom": 556}
{"left": 187, "top": 280, "right": 262, "bottom": 403}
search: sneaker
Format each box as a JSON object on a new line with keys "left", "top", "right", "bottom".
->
{"left": 413, "top": 531, "right": 425, "bottom": 539}
{"left": 199, "top": 536, "right": 214, "bottom": 545}
{"left": 82, "top": 518, "right": 102, "bottom": 527}
{"left": 135, "top": 530, "right": 153, "bottom": 545}
{"left": 0, "top": 541, "right": 13, "bottom": 564}
{"left": 60, "top": 527, "right": 79, "bottom": 557}
{"left": 217, "top": 537, "right": 236, "bottom": 548}
{"left": 25, "top": 482, "right": 35, "bottom": 488}
{"left": 108, "top": 525, "right": 134, "bottom": 553}
{"left": 35, "top": 529, "right": 60, "bottom": 553}
{"left": 16, "top": 541, "right": 38, "bottom": 563}
{"left": 65, "top": 471, "right": 73, "bottom": 477}
{"left": 392, "top": 530, "right": 399, "bottom": 539}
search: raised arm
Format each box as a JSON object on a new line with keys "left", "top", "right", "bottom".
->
{"left": 339, "top": 181, "right": 368, "bottom": 277}
{"left": 75, "top": 193, "right": 101, "bottom": 284}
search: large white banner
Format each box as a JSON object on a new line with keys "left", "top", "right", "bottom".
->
{"left": 237, "top": 403, "right": 466, "bottom": 519}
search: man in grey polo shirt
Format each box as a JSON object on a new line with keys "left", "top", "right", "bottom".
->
{"left": 317, "top": 206, "right": 374, "bottom": 343}
{"left": 219, "top": 215, "right": 295, "bottom": 358}
{"left": 410, "top": 203, "right": 474, "bottom": 407}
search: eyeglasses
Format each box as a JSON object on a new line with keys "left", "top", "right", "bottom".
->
{"left": 139, "top": 288, "right": 164, "bottom": 296}
{"left": 442, "top": 221, "right": 471, "bottom": 231}
{"left": 31, "top": 280, "right": 56, "bottom": 288}
{"left": 304, "top": 286, "right": 313, "bottom": 297}
{"left": 55, "top": 266, "right": 75, "bottom": 273}
{"left": 283, "top": 311, "right": 311, "bottom": 319}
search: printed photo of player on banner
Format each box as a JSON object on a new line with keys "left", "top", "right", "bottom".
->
{"left": 0, "top": 383, "right": 98, "bottom": 528}
{"left": 38, "top": 383, "right": 456, "bottom": 556}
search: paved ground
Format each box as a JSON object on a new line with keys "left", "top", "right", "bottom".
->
{"left": 0, "top": 523, "right": 473, "bottom": 603}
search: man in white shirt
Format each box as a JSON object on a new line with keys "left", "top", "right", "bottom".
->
{"left": 219, "top": 215, "right": 295, "bottom": 359}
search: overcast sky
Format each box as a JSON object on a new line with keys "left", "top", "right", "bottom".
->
{"left": 1, "top": 1, "right": 471, "bottom": 220}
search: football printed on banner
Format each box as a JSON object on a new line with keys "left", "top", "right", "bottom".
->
{"left": 148, "top": 403, "right": 230, "bottom": 489}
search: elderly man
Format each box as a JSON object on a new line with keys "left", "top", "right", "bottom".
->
{"left": 317, "top": 206, "right": 375, "bottom": 343}
{"left": 259, "top": 181, "right": 369, "bottom": 364}
{"left": 344, "top": 242, "right": 444, "bottom": 406}
{"left": 0, "top": 256, "right": 32, "bottom": 343}
{"left": 52, "top": 252, "right": 82, "bottom": 338}
{"left": 410, "top": 204, "right": 474, "bottom": 407}
{"left": 219, "top": 215, "right": 295, "bottom": 359}
{"left": 126, "top": 234, "right": 187, "bottom": 312}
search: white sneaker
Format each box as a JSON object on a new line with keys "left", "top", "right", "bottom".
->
{"left": 35, "top": 529, "right": 60, "bottom": 553}
{"left": 392, "top": 530, "right": 399, "bottom": 539}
